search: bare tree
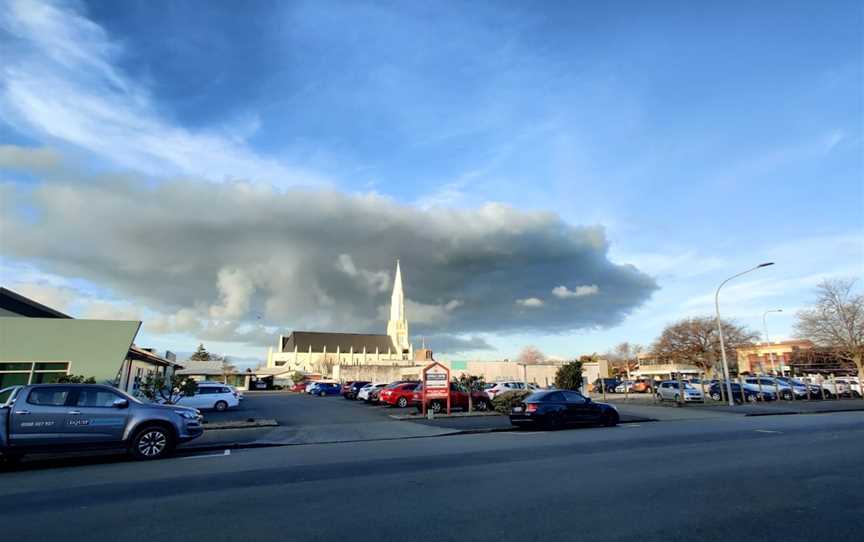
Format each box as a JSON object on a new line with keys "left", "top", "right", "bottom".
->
{"left": 795, "top": 278, "right": 864, "bottom": 381}
{"left": 518, "top": 345, "right": 546, "bottom": 365}
{"left": 606, "top": 342, "right": 642, "bottom": 377}
{"left": 652, "top": 316, "right": 759, "bottom": 376}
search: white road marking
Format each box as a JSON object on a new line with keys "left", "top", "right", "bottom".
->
{"left": 622, "top": 424, "right": 641, "bottom": 428}
{"left": 180, "top": 449, "right": 232, "bottom": 460}
{"left": 754, "top": 429, "right": 782, "bottom": 434}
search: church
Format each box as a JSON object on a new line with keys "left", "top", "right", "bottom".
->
{"left": 264, "top": 260, "right": 422, "bottom": 375}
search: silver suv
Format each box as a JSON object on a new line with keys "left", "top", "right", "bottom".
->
{"left": 0, "top": 384, "right": 203, "bottom": 462}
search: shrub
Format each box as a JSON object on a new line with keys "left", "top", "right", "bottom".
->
{"left": 57, "top": 374, "right": 97, "bottom": 384}
{"left": 491, "top": 389, "right": 531, "bottom": 414}
{"left": 554, "top": 361, "right": 584, "bottom": 390}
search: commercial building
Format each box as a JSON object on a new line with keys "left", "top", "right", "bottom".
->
{"left": 736, "top": 340, "right": 815, "bottom": 374}
{"left": 0, "top": 287, "right": 181, "bottom": 396}
{"left": 631, "top": 352, "right": 702, "bottom": 380}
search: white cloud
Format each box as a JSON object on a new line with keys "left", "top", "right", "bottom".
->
{"left": 552, "top": 284, "right": 599, "bottom": 298}
{"left": 0, "top": 0, "right": 328, "bottom": 186}
{"left": 209, "top": 268, "right": 256, "bottom": 320}
{"left": 516, "top": 297, "right": 544, "bottom": 307}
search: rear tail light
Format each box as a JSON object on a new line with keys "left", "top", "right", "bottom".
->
{"left": 526, "top": 403, "right": 538, "bottom": 413}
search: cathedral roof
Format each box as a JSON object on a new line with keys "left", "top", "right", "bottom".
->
{"left": 282, "top": 331, "right": 399, "bottom": 354}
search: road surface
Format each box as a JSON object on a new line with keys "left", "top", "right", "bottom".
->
{"left": 3, "top": 411, "right": 862, "bottom": 541}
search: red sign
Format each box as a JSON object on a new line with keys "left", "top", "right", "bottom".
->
{"left": 422, "top": 362, "right": 451, "bottom": 415}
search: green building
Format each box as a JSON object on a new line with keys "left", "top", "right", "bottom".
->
{"left": 0, "top": 287, "right": 180, "bottom": 395}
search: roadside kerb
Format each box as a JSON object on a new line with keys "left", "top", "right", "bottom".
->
{"left": 202, "top": 419, "right": 279, "bottom": 430}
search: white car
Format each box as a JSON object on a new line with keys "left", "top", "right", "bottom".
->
{"left": 485, "top": 381, "right": 536, "bottom": 400}
{"left": 836, "top": 377, "right": 863, "bottom": 398}
{"left": 357, "top": 383, "right": 385, "bottom": 401}
{"left": 173, "top": 383, "right": 240, "bottom": 411}
{"left": 614, "top": 381, "right": 634, "bottom": 393}
{"left": 656, "top": 381, "right": 704, "bottom": 402}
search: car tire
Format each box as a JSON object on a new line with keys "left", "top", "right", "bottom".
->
{"left": 430, "top": 400, "right": 443, "bottom": 413}
{"left": 544, "top": 412, "right": 563, "bottom": 430}
{"left": 475, "top": 399, "right": 489, "bottom": 412}
{"left": 710, "top": 392, "right": 721, "bottom": 401}
{"left": 397, "top": 397, "right": 408, "bottom": 408}
{"left": 214, "top": 400, "right": 229, "bottom": 411}
{"left": 0, "top": 452, "right": 23, "bottom": 468}
{"left": 129, "top": 425, "right": 174, "bottom": 461}
{"left": 602, "top": 410, "right": 619, "bottom": 427}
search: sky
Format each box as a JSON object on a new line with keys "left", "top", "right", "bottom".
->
{"left": 1, "top": 0, "right": 862, "bottom": 367}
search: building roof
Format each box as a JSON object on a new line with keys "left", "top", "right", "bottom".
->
{"left": 176, "top": 360, "right": 226, "bottom": 376}
{"left": 0, "top": 287, "right": 72, "bottom": 318}
{"left": 282, "top": 331, "right": 398, "bottom": 354}
{"left": 128, "top": 345, "right": 183, "bottom": 369}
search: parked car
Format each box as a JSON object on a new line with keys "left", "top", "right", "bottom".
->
{"left": 614, "top": 381, "right": 634, "bottom": 393}
{"left": 591, "top": 378, "right": 620, "bottom": 394}
{"left": 412, "top": 383, "right": 492, "bottom": 413}
{"left": 366, "top": 384, "right": 388, "bottom": 404}
{"left": 222, "top": 384, "right": 244, "bottom": 401}
{"left": 655, "top": 381, "right": 704, "bottom": 403}
{"left": 172, "top": 383, "right": 240, "bottom": 411}
{"left": 485, "top": 381, "right": 530, "bottom": 400}
{"left": 378, "top": 382, "right": 420, "bottom": 407}
{"left": 630, "top": 379, "right": 655, "bottom": 393}
{"left": 835, "top": 377, "right": 863, "bottom": 398}
{"left": 306, "top": 380, "right": 336, "bottom": 394}
{"left": 744, "top": 377, "right": 814, "bottom": 400}
{"left": 708, "top": 382, "right": 776, "bottom": 403}
{"left": 1, "top": 384, "right": 203, "bottom": 462}
{"left": 509, "top": 390, "right": 619, "bottom": 429}
{"left": 342, "top": 381, "right": 371, "bottom": 400}
{"left": 356, "top": 383, "right": 384, "bottom": 401}
{"left": 290, "top": 381, "right": 308, "bottom": 393}
{"left": 310, "top": 382, "right": 342, "bottom": 396}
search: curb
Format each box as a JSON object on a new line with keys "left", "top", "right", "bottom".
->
{"left": 744, "top": 408, "right": 864, "bottom": 417}
{"left": 201, "top": 419, "right": 279, "bottom": 430}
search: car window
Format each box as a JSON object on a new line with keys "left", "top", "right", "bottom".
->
{"left": 561, "top": 391, "right": 586, "bottom": 403}
{"left": 0, "top": 386, "right": 20, "bottom": 405}
{"left": 76, "top": 388, "right": 122, "bottom": 407}
{"left": 543, "top": 391, "right": 566, "bottom": 402}
{"left": 198, "top": 387, "right": 217, "bottom": 395}
{"left": 27, "top": 387, "right": 72, "bottom": 406}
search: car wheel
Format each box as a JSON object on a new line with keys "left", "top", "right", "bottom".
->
{"left": 430, "top": 400, "right": 443, "bottom": 413}
{"left": 214, "top": 400, "right": 229, "bottom": 412}
{"left": 0, "top": 452, "right": 23, "bottom": 468}
{"left": 475, "top": 399, "right": 489, "bottom": 412}
{"left": 655, "top": 393, "right": 663, "bottom": 402}
{"left": 602, "top": 410, "right": 619, "bottom": 427}
{"left": 710, "top": 392, "right": 721, "bottom": 401}
{"left": 397, "top": 397, "right": 408, "bottom": 408}
{"left": 746, "top": 394, "right": 758, "bottom": 403}
{"left": 129, "top": 425, "right": 174, "bottom": 461}
{"left": 544, "top": 412, "right": 563, "bottom": 430}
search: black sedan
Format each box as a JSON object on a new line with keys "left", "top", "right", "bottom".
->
{"left": 509, "top": 390, "right": 619, "bottom": 429}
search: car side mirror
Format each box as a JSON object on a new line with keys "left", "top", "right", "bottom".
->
{"left": 112, "top": 398, "right": 129, "bottom": 409}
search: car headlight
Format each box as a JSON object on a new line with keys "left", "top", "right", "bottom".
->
{"left": 174, "top": 409, "right": 198, "bottom": 420}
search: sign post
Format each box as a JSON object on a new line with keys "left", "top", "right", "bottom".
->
{"left": 422, "top": 362, "right": 451, "bottom": 416}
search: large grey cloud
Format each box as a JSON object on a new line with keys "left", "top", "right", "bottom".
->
{"left": 1, "top": 151, "right": 657, "bottom": 352}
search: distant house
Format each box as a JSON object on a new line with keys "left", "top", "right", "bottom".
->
{"left": 0, "top": 287, "right": 181, "bottom": 396}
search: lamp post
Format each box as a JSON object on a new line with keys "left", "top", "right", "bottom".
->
{"left": 762, "top": 309, "right": 783, "bottom": 375}
{"left": 715, "top": 262, "right": 775, "bottom": 406}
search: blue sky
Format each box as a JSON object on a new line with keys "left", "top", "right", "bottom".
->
{"left": 1, "top": 0, "right": 861, "bottom": 366}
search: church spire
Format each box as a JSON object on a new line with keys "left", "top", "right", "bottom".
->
{"left": 387, "top": 259, "right": 410, "bottom": 354}
{"left": 390, "top": 258, "right": 404, "bottom": 322}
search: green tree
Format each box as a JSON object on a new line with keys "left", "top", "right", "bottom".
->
{"left": 139, "top": 373, "right": 198, "bottom": 405}
{"left": 57, "top": 374, "right": 97, "bottom": 384}
{"left": 554, "top": 361, "right": 584, "bottom": 390}
{"left": 190, "top": 343, "right": 211, "bottom": 361}
{"left": 291, "top": 371, "right": 306, "bottom": 384}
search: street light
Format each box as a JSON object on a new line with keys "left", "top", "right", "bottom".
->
{"left": 715, "top": 262, "right": 775, "bottom": 406}
{"left": 763, "top": 308, "right": 783, "bottom": 375}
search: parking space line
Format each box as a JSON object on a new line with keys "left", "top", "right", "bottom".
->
{"left": 754, "top": 429, "right": 782, "bottom": 434}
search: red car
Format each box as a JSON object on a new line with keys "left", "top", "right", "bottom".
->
{"left": 412, "top": 383, "right": 492, "bottom": 413}
{"left": 378, "top": 382, "right": 420, "bottom": 407}
{"left": 290, "top": 381, "right": 308, "bottom": 393}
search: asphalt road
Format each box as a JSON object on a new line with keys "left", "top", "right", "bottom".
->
{"left": 3, "top": 411, "right": 863, "bottom": 542}
{"left": 204, "top": 391, "right": 404, "bottom": 425}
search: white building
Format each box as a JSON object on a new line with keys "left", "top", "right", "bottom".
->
{"left": 265, "top": 260, "right": 414, "bottom": 375}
